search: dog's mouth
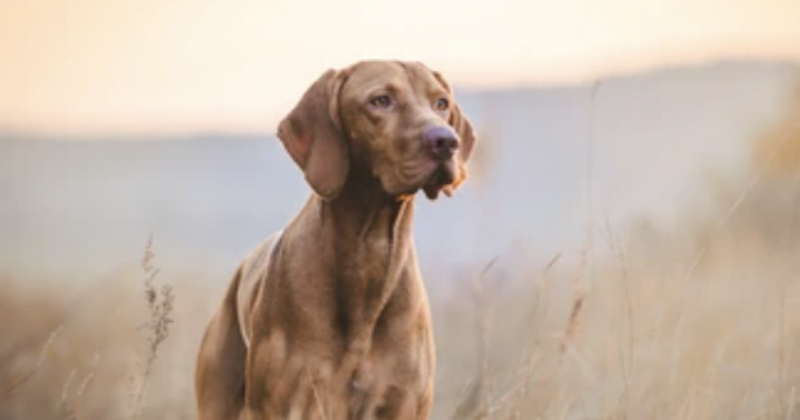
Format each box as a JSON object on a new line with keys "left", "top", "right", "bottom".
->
{"left": 421, "top": 159, "right": 457, "bottom": 200}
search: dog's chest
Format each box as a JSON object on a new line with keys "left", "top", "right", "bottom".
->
{"left": 352, "top": 236, "right": 391, "bottom": 279}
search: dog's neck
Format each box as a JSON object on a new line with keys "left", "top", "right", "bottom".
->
{"left": 327, "top": 169, "right": 412, "bottom": 239}
{"left": 310, "top": 168, "right": 419, "bottom": 384}
{"left": 316, "top": 167, "right": 416, "bottom": 336}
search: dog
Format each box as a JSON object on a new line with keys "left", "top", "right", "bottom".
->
{"left": 194, "top": 60, "right": 476, "bottom": 420}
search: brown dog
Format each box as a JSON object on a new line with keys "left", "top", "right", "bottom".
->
{"left": 194, "top": 60, "right": 476, "bottom": 420}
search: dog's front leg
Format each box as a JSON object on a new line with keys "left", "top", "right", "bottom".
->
{"left": 242, "top": 332, "right": 285, "bottom": 420}
{"left": 244, "top": 330, "right": 330, "bottom": 420}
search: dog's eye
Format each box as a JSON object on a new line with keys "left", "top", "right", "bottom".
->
{"left": 435, "top": 98, "right": 449, "bottom": 111}
{"left": 369, "top": 95, "right": 393, "bottom": 109}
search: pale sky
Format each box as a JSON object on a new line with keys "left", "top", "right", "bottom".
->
{"left": 2, "top": 0, "right": 800, "bottom": 136}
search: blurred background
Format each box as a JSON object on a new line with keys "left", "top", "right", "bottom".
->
{"left": 2, "top": 1, "right": 800, "bottom": 419}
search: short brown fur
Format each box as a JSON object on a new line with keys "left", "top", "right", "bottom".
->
{"left": 194, "top": 60, "right": 476, "bottom": 420}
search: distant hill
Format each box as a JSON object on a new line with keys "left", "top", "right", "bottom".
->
{"left": 1, "top": 60, "right": 798, "bottom": 290}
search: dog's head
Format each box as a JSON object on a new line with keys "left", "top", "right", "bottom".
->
{"left": 277, "top": 60, "right": 476, "bottom": 201}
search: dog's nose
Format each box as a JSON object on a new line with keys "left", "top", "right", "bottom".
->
{"left": 422, "top": 125, "right": 459, "bottom": 160}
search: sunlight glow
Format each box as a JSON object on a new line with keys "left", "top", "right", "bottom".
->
{"left": 2, "top": 0, "right": 799, "bottom": 136}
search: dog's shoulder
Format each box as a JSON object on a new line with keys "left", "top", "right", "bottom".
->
{"left": 240, "top": 230, "right": 283, "bottom": 276}
{"left": 236, "top": 230, "right": 284, "bottom": 348}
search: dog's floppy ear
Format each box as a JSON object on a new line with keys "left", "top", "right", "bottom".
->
{"left": 432, "top": 70, "right": 477, "bottom": 196}
{"left": 448, "top": 101, "right": 476, "bottom": 163}
{"left": 277, "top": 69, "right": 350, "bottom": 200}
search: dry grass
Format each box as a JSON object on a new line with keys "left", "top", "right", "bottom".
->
{"left": 2, "top": 193, "right": 800, "bottom": 420}
{"left": 435, "top": 230, "right": 800, "bottom": 419}
{"left": 0, "top": 237, "right": 198, "bottom": 420}
{"left": 431, "top": 83, "right": 800, "bottom": 420}
{"left": 2, "top": 87, "right": 800, "bottom": 420}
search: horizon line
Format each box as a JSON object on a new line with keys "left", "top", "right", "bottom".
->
{"left": 3, "top": 57, "right": 798, "bottom": 141}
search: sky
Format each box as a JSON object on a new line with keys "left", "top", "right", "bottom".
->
{"left": 2, "top": 0, "right": 800, "bottom": 136}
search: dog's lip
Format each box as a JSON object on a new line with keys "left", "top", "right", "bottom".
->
{"left": 438, "top": 160, "right": 457, "bottom": 184}
{"left": 421, "top": 159, "right": 456, "bottom": 199}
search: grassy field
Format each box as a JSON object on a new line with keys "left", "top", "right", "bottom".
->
{"left": 2, "top": 92, "right": 800, "bottom": 420}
